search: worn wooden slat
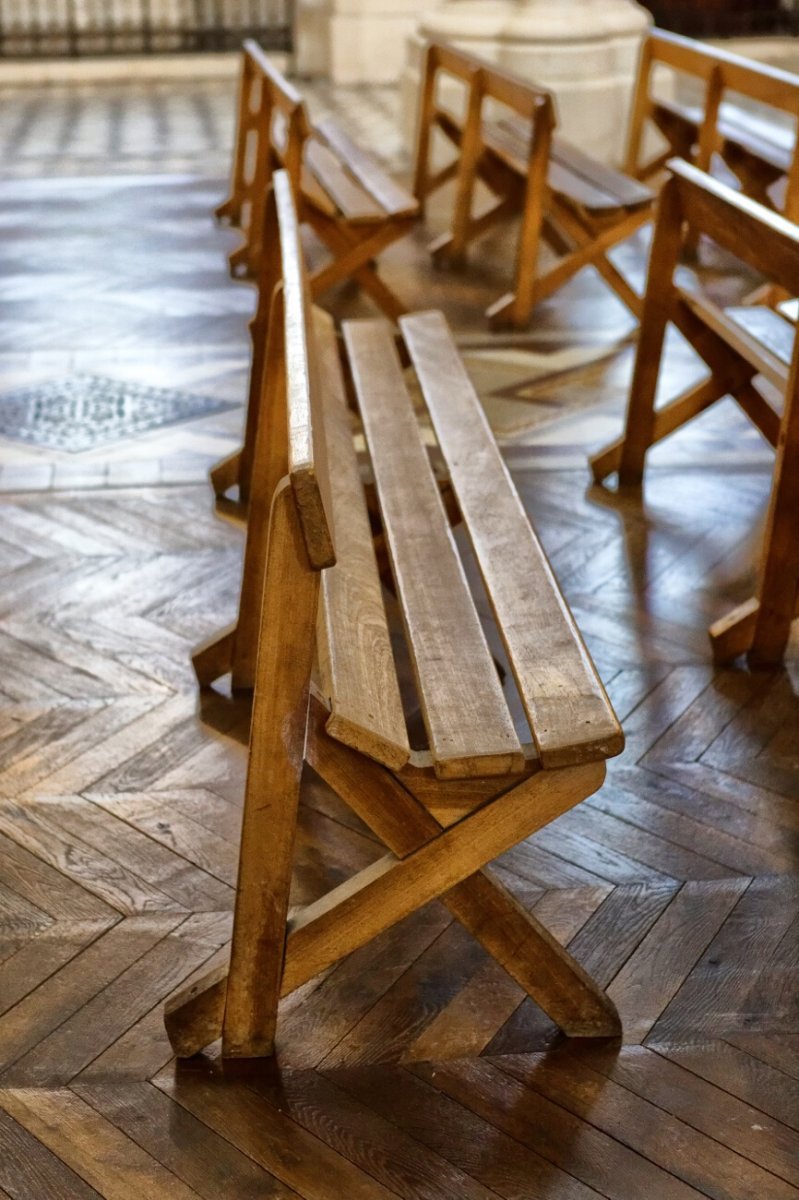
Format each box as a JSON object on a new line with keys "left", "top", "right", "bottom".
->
{"left": 678, "top": 291, "right": 792, "bottom": 392}
{"left": 304, "top": 137, "right": 385, "bottom": 223}
{"left": 313, "top": 312, "right": 410, "bottom": 771}
{"left": 401, "top": 310, "right": 623, "bottom": 769}
{"left": 273, "top": 171, "right": 335, "bottom": 570}
{"left": 550, "top": 135, "right": 654, "bottom": 209}
{"left": 344, "top": 317, "right": 524, "bottom": 780}
{"left": 315, "top": 116, "right": 419, "bottom": 217}
{"left": 486, "top": 119, "right": 646, "bottom": 214}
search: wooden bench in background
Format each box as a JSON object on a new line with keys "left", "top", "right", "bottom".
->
{"left": 413, "top": 41, "right": 654, "bottom": 330}
{"left": 217, "top": 39, "right": 419, "bottom": 320}
{"left": 590, "top": 159, "right": 799, "bottom": 667}
{"left": 625, "top": 29, "right": 799, "bottom": 224}
{"left": 165, "top": 170, "right": 624, "bottom": 1059}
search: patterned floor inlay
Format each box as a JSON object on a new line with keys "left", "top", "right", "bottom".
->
{"left": 0, "top": 374, "right": 238, "bottom": 452}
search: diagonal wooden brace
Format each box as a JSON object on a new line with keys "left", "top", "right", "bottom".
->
{"left": 488, "top": 202, "right": 649, "bottom": 329}
{"left": 304, "top": 716, "right": 619, "bottom": 1037}
{"left": 165, "top": 711, "right": 617, "bottom": 1057}
{"left": 306, "top": 212, "right": 414, "bottom": 321}
{"left": 590, "top": 295, "right": 764, "bottom": 485}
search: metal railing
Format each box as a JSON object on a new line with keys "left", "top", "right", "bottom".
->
{"left": 646, "top": 1, "right": 799, "bottom": 38}
{"left": 0, "top": 1, "right": 293, "bottom": 57}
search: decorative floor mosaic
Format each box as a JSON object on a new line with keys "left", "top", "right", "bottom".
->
{"left": 0, "top": 374, "right": 237, "bottom": 452}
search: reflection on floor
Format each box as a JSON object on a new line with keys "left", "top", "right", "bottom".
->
{"left": 0, "top": 73, "right": 796, "bottom": 1200}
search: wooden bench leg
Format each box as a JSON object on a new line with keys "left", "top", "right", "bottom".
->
{"left": 591, "top": 183, "right": 757, "bottom": 487}
{"left": 746, "top": 367, "right": 799, "bottom": 667}
{"left": 536, "top": 203, "right": 648, "bottom": 319}
{"left": 429, "top": 195, "right": 518, "bottom": 269}
{"left": 305, "top": 719, "right": 618, "bottom": 1037}
{"left": 445, "top": 870, "right": 620, "bottom": 1036}
{"left": 709, "top": 598, "right": 761, "bottom": 665}
{"left": 192, "top": 624, "right": 237, "bottom": 687}
{"left": 308, "top": 216, "right": 413, "bottom": 321}
{"left": 222, "top": 481, "right": 320, "bottom": 1057}
{"left": 589, "top": 374, "right": 728, "bottom": 485}
{"left": 215, "top": 196, "right": 241, "bottom": 227}
{"left": 443, "top": 73, "right": 485, "bottom": 266}
{"left": 165, "top": 729, "right": 612, "bottom": 1057}
{"left": 592, "top": 253, "right": 644, "bottom": 320}
{"left": 214, "top": 51, "right": 257, "bottom": 230}
{"left": 486, "top": 205, "right": 648, "bottom": 331}
{"left": 710, "top": 592, "right": 799, "bottom": 665}
{"left": 229, "top": 239, "right": 254, "bottom": 281}
{"left": 210, "top": 450, "right": 242, "bottom": 500}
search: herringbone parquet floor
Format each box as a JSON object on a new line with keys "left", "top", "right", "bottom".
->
{"left": 0, "top": 74, "right": 797, "bottom": 1200}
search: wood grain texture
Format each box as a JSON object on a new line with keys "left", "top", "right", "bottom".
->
{"left": 402, "top": 309, "right": 623, "bottom": 768}
{"left": 345, "top": 317, "right": 524, "bottom": 779}
{"left": 313, "top": 313, "right": 410, "bottom": 771}
{"left": 0, "top": 152, "right": 796, "bottom": 1200}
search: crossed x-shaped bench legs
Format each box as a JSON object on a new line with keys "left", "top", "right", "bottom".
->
{"left": 227, "top": 199, "right": 414, "bottom": 323}
{"left": 426, "top": 125, "right": 646, "bottom": 329}
{"left": 165, "top": 693, "right": 620, "bottom": 1059}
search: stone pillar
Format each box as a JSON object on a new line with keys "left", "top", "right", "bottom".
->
{"left": 295, "top": 0, "right": 433, "bottom": 84}
{"left": 400, "top": 0, "right": 652, "bottom": 165}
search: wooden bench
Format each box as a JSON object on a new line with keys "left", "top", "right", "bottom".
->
{"left": 590, "top": 158, "right": 799, "bottom": 667}
{"left": 625, "top": 29, "right": 799, "bottom": 224}
{"left": 165, "top": 169, "right": 624, "bottom": 1058}
{"left": 412, "top": 41, "right": 654, "bottom": 330}
{"left": 216, "top": 39, "right": 419, "bottom": 320}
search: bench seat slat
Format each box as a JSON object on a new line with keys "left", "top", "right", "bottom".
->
{"left": 344, "top": 319, "right": 525, "bottom": 781}
{"left": 305, "top": 137, "right": 386, "bottom": 223}
{"left": 485, "top": 117, "right": 652, "bottom": 212}
{"left": 400, "top": 310, "right": 624, "bottom": 770}
{"left": 725, "top": 305, "right": 794, "bottom": 372}
{"left": 550, "top": 136, "right": 654, "bottom": 210}
{"left": 313, "top": 312, "right": 410, "bottom": 771}
{"left": 483, "top": 119, "right": 621, "bottom": 211}
{"left": 718, "top": 105, "right": 793, "bottom": 174}
{"left": 677, "top": 289, "right": 792, "bottom": 390}
{"left": 653, "top": 97, "right": 793, "bottom": 175}
{"left": 315, "top": 116, "right": 419, "bottom": 219}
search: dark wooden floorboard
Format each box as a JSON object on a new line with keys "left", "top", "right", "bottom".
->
{"left": 0, "top": 84, "right": 796, "bottom": 1198}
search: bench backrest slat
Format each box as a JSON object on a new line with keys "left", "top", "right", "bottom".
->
{"left": 400, "top": 310, "right": 624, "bottom": 770}
{"left": 626, "top": 29, "right": 799, "bottom": 220}
{"left": 423, "top": 40, "right": 554, "bottom": 122}
{"left": 266, "top": 171, "right": 410, "bottom": 769}
{"left": 272, "top": 171, "right": 335, "bottom": 569}
{"left": 668, "top": 158, "right": 799, "bottom": 289}
{"left": 314, "top": 116, "right": 419, "bottom": 218}
{"left": 640, "top": 29, "right": 799, "bottom": 110}
{"left": 344, "top": 318, "right": 526, "bottom": 781}
{"left": 413, "top": 39, "right": 555, "bottom": 210}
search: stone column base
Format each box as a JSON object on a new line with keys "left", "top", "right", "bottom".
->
{"left": 296, "top": 0, "right": 432, "bottom": 84}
